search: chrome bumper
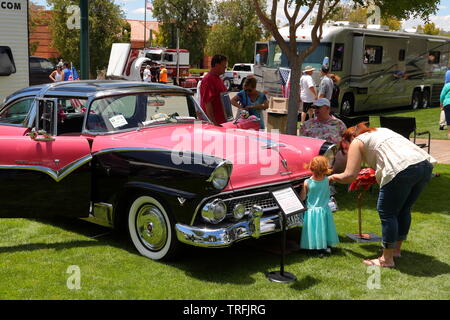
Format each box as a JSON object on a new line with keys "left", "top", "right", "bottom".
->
{"left": 175, "top": 212, "right": 302, "bottom": 248}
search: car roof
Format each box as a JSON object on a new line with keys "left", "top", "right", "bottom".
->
{"left": 4, "top": 80, "right": 193, "bottom": 103}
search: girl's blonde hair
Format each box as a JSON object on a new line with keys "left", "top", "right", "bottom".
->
{"left": 305, "top": 156, "right": 332, "bottom": 176}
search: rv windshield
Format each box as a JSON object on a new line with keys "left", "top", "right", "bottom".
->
{"left": 268, "top": 41, "right": 331, "bottom": 70}
{"left": 146, "top": 53, "right": 162, "bottom": 61}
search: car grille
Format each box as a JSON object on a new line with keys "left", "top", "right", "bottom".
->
{"left": 224, "top": 193, "right": 279, "bottom": 216}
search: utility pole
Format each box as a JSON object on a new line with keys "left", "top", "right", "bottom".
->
{"left": 176, "top": 28, "right": 180, "bottom": 85}
{"left": 80, "top": 0, "right": 89, "bottom": 79}
{"left": 144, "top": 0, "right": 147, "bottom": 47}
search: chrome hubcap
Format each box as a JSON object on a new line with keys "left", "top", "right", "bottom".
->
{"left": 136, "top": 204, "right": 167, "bottom": 251}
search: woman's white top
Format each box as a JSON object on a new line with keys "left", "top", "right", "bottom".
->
{"left": 55, "top": 71, "right": 63, "bottom": 81}
{"left": 355, "top": 128, "right": 437, "bottom": 187}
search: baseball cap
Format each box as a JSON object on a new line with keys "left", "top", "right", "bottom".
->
{"left": 312, "top": 98, "right": 330, "bottom": 108}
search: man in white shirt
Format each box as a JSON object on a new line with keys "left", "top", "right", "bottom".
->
{"left": 143, "top": 65, "right": 151, "bottom": 82}
{"left": 300, "top": 65, "right": 317, "bottom": 124}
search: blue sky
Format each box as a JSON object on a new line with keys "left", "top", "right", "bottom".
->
{"left": 33, "top": 0, "right": 450, "bottom": 31}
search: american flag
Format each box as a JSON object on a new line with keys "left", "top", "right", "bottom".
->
{"left": 146, "top": 1, "right": 152, "bottom": 11}
{"left": 70, "top": 98, "right": 84, "bottom": 109}
{"left": 279, "top": 67, "right": 291, "bottom": 98}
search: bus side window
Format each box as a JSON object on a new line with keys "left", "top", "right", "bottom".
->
{"left": 332, "top": 44, "right": 344, "bottom": 71}
{"left": 428, "top": 51, "right": 440, "bottom": 64}
{"left": 363, "top": 45, "right": 382, "bottom": 64}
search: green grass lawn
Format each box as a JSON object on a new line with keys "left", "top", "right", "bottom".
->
{"left": 0, "top": 165, "right": 449, "bottom": 300}
{"left": 367, "top": 106, "right": 448, "bottom": 140}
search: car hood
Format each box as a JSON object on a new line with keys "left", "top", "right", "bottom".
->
{"left": 91, "top": 123, "right": 326, "bottom": 191}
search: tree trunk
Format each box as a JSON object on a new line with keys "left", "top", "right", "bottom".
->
{"left": 286, "top": 57, "right": 303, "bottom": 135}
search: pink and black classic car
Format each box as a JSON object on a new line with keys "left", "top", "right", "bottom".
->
{"left": 0, "top": 81, "right": 336, "bottom": 260}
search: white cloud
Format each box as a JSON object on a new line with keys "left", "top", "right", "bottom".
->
{"left": 402, "top": 14, "right": 450, "bottom": 31}
{"left": 132, "top": 8, "right": 145, "bottom": 15}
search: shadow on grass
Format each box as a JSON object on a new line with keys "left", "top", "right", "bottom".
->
{"left": 290, "top": 275, "right": 321, "bottom": 291}
{"left": 343, "top": 244, "right": 450, "bottom": 277}
{"left": 166, "top": 231, "right": 321, "bottom": 285}
{"left": 19, "top": 217, "right": 320, "bottom": 287}
{"left": 0, "top": 240, "right": 100, "bottom": 254}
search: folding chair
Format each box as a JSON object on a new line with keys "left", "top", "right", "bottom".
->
{"left": 379, "top": 116, "right": 431, "bottom": 153}
{"left": 335, "top": 115, "right": 370, "bottom": 128}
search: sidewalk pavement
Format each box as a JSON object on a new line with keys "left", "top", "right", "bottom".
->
{"left": 416, "top": 139, "right": 450, "bottom": 165}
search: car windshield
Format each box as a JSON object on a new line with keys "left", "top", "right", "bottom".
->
{"left": 86, "top": 93, "right": 209, "bottom": 134}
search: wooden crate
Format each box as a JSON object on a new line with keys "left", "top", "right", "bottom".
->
{"left": 268, "top": 97, "right": 288, "bottom": 114}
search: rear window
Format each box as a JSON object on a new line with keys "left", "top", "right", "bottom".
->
{"left": 233, "top": 65, "right": 252, "bottom": 72}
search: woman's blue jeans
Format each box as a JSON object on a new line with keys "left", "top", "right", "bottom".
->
{"left": 377, "top": 160, "right": 433, "bottom": 249}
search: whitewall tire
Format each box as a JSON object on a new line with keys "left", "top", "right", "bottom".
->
{"left": 128, "top": 195, "right": 177, "bottom": 260}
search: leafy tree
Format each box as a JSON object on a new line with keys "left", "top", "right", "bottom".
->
{"left": 328, "top": 4, "right": 401, "bottom": 30}
{"left": 29, "top": 1, "right": 48, "bottom": 55}
{"left": 204, "top": 0, "right": 267, "bottom": 66}
{"left": 252, "top": 0, "right": 440, "bottom": 135}
{"left": 417, "top": 23, "right": 441, "bottom": 35}
{"left": 152, "top": 0, "right": 210, "bottom": 66}
{"left": 47, "top": 0, "right": 130, "bottom": 78}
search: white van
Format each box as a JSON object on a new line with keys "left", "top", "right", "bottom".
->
{"left": 0, "top": 0, "right": 29, "bottom": 103}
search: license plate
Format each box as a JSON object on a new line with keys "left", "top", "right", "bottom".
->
{"left": 286, "top": 212, "right": 303, "bottom": 227}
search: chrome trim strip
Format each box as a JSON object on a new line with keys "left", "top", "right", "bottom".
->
{"left": 176, "top": 212, "right": 302, "bottom": 248}
{"left": 0, "top": 154, "right": 92, "bottom": 182}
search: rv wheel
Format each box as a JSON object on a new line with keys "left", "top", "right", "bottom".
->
{"left": 421, "top": 90, "right": 430, "bottom": 109}
{"left": 411, "top": 90, "right": 421, "bottom": 110}
{"left": 340, "top": 94, "right": 354, "bottom": 116}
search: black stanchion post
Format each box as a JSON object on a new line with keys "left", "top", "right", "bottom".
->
{"left": 266, "top": 212, "right": 296, "bottom": 283}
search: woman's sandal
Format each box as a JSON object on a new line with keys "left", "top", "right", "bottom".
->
{"left": 363, "top": 257, "right": 395, "bottom": 268}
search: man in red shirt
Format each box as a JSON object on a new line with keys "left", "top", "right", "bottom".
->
{"left": 200, "top": 54, "right": 228, "bottom": 125}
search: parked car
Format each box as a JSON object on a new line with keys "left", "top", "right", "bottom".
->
{"left": 0, "top": 81, "right": 336, "bottom": 260}
{"left": 29, "top": 56, "right": 55, "bottom": 86}
{"left": 231, "top": 63, "right": 255, "bottom": 89}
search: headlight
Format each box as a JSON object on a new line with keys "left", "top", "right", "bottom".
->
{"left": 232, "top": 203, "right": 246, "bottom": 220}
{"left": 201, "top": 199, "right": 227, "bottom": 224}
{"left": 319, "top": 142, "right": 337, "bottom": 167}
{"left": 207, "top": 160, "right": 232, "bottom": 190}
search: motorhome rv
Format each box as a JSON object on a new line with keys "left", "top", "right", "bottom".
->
{"left": 0, "top": 0, "right": 29, "bottom": 103}
{"left": 254, "top": 21, "right": 450, "bottom": 115}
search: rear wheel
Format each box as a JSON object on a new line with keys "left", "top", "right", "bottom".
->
{"left": 127, "top": 195, "right": 178, "bottom": 260}
{"left": 340, "top": 94, "right": 354, "bottom": 116}
{"left": 238, "top": 78, "right": 246, "bottom": 90}
{"left": 421, "top": 89, "right": 430, "bottom": 109}
{"left": 411, "top": 90, "right": 421, "bottom": 110}
{"left": 223, "top": 78, "right": 232, "bottom": 91}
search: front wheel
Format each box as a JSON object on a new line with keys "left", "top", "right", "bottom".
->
{"left": 128, "top": 195, "right": 178, "bottom": 260}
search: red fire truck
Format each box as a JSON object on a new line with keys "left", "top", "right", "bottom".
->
{"left": 107, "top": 43, "right": 198, "bottom": 89}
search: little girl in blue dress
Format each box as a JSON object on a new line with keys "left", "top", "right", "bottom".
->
{"left": 300, "top": 156, "right": 339, "bottom": 254}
